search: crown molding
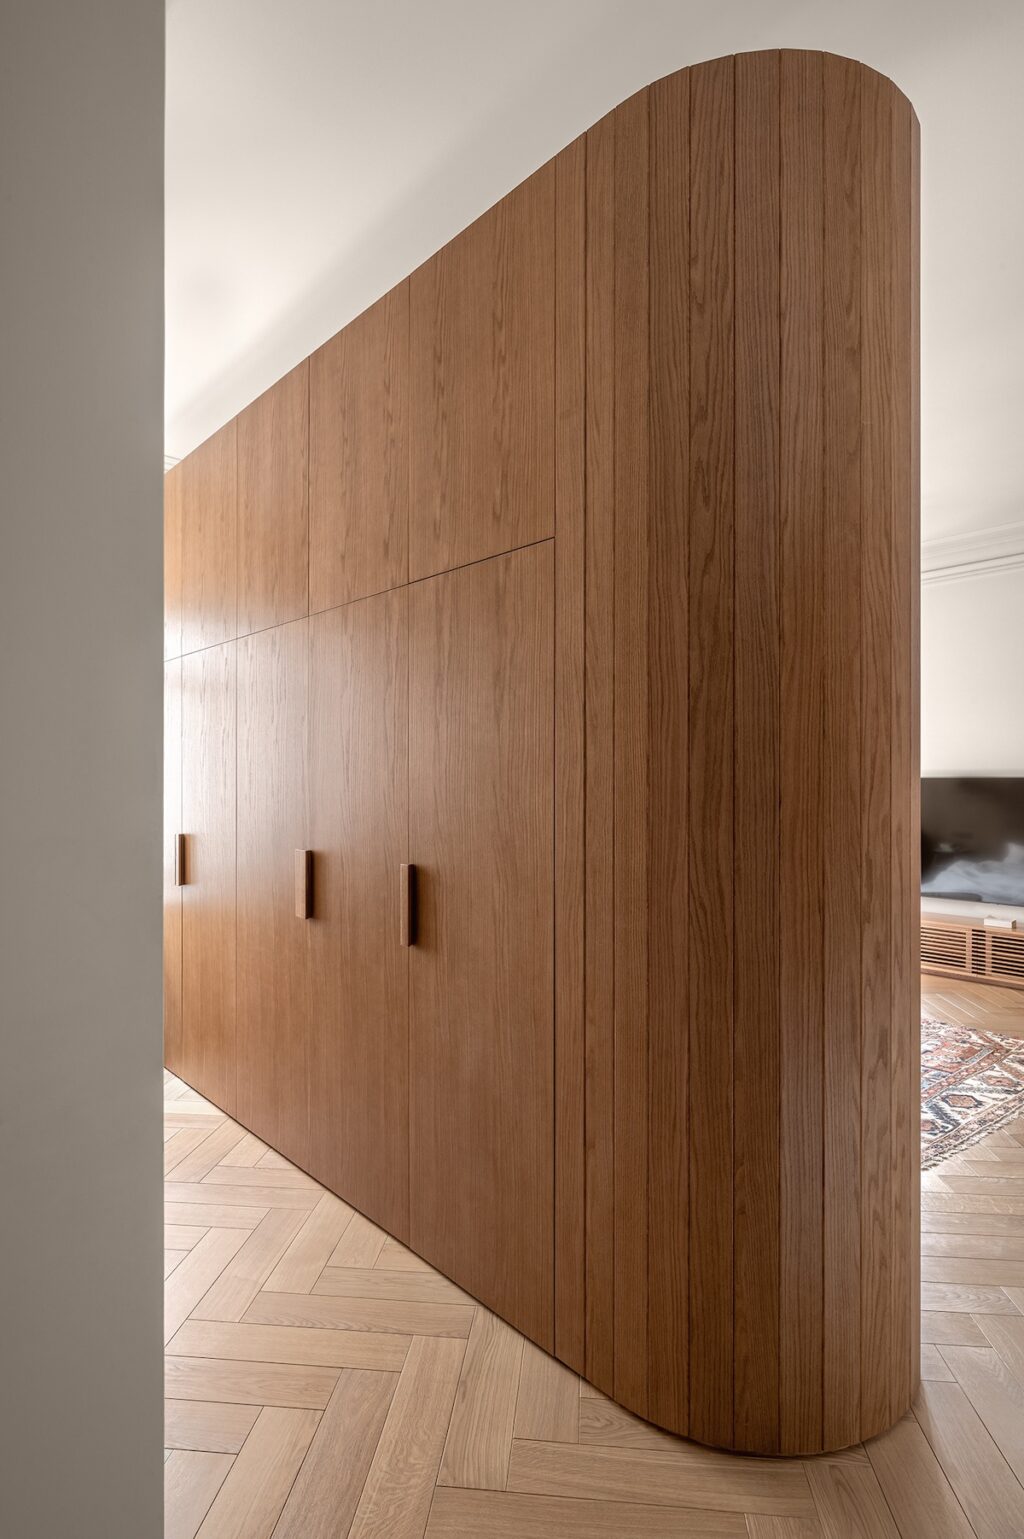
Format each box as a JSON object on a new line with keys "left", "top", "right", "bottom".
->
{"left": 163, "top": 453, "right": 180, "bottom": 474}
{"left": 921, "top": 521, "right": 1024, "bottom": 584}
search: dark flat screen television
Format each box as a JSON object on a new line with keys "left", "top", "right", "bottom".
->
{"left": 921, "top": 777, "right": 1024, "bottom": 906}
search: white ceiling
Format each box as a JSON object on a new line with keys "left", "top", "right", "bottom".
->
{"left": 166, "top": 0, "right": 1024, "bottom": 542}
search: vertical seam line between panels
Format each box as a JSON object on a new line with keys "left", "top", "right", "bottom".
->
{"left": 775, "top": 47, "right": 784, "bottom": 1452}
{"left": 819, "top": 53, "right": 828, "bottom": 1447}
{"left": 730, "top": 51, "right": 739, "bottom": 1447}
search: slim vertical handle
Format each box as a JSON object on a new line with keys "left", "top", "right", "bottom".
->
{"left": 400, "top": 863, "right": 417, "bottom": 947}
{"left": 295, "top": 850, "right": 314, "bottom": 920}
{"left": 175, "top": 833, "right": 187, "bottom": 887}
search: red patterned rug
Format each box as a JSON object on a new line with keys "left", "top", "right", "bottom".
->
{"left": 922, "top": 1014, "right": 1024, "bottom": 1168}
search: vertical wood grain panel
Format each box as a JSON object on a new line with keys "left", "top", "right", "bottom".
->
{"left": 408, "top": 163, "right": 555, "bottom": 581}
{"left": 181, "top": 420, "right": 237, "bottom": 654}
{"left": 733, "top": 47, "right": 781, "bottom": 1455}
{"left": 181, "top": 641, "right": 237, "bottom": 1113}
{"left": 821, "top": 51, "right": 864, "bottom": 1452}
{"left": 779, "top": 47, "right": 825, "bottom": 1456}
{"left": 165, "top": 463, "right": 183, "bottom": 660}
{"left": 889, "top": 85, "right": 915, "bottom": 1423}
{"left": 164, "top": 657, "right": 183, "bottom": 1073}
{"left": 307, "top": 590, "right": 409, "bottom": 1241}
{"left": 909, "top": 107, "right": 922, "bottom": 1398}
{"left": 236, "top": 619, "right": 310, "bottom": 1168}
{"left": 409, "top": 544, "right": 555, "bottom": 1349}
{"left": 687, "top": 53, "right": 735, "bottom": 1451}
{"left": 165, "top": 48, "right": 919, "bottom": 1456}
{"left": 309, "top": 288, "right": 409, "bottom": 612}
{"left": 237, "top": 360, "right": 309, "bottom": 636}
{"left": 583, "top": 108, "right": 616, "bottom": 1395}
{"left": 859, "top": 60, "right": 896, "bottom": 1437}
{"left": 612, "top": 85, "right": 650, "bottom": 1419}
{"left": 647, "top": 64, "right": 690, "bottom": 1438}
{"left": 553, "top": 136, "right": 587, "bottom": 1375}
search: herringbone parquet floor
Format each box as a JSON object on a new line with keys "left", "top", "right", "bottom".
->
{"left": 165, "top": 978, "right": 1024, "bottom": 1538}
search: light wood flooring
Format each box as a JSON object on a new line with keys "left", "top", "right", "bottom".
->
{"left": 165, "top": 977, "right": 1024, "bottom": 1538}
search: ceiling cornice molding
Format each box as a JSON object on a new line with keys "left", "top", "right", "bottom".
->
{"left": 921, "top": 521, "right": 1024, "bottom": 584}
{"left": 163, "top": 454, "right": 180, "bottom": 474}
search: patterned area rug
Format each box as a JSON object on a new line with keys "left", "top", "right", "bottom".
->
{"left": 922, "top": 1013, "right": 1024, "bottom": 1168}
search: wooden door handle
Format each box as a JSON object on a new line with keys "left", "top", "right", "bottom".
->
{"left": 295, "top": 849, "right": 314, "bottom": 919}
{"left": 175, "top": 833, "right": 187, "bottom": 887}
{"left": 400, "top": 863, "right": 417, "bottom": 947}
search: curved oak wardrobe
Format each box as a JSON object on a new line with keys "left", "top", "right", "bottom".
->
{"left": 164, "top": 49, "right": 919, "bottom": 1455}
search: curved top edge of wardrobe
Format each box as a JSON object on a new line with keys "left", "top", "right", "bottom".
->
{"left": 168, "top": 47, "right": 915, "bottom": 471}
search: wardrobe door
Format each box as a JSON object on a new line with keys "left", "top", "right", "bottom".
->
{"left": 237, "top": 361, "right": 309, "bottom": 636}
{"left": 308, "top": 589, "right": 409, "bottom": 1238}
{"left": 409, "top": 542, "right": 555, "bottom": 1347}
{"left": 164, "top": 658, "right": 183, "bottom": 1072}
{"left": 181, "top": 643, "right": 237, "bottom": 1112}
{"left": 408, "top": 161, "right": 555, "bottom": 581}
{"left": 236, "top": 618, "right": 310, "bottom": 1168}
{"left": 181, "top": 420, "right": 237, "bottom": 654}
{"left": 309, "top": 288, "right": 409, "bottom": 612}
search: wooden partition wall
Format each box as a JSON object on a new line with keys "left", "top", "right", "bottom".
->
{"left": 164, "top": 50, "right": 919, "bottom": 1455}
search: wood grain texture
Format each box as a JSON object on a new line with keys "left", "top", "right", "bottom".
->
{"left": 169, "top": 1317, "right": 408, "bottom": 1371}
{"left": 778, "top": 46, "right": 825, "bottom": 1457}
{"left": 164, "top": 1399, "right": 259, "bottom": 1455}
{"left": 686, "top": 52, "right": 735, "bottom": 1452}
{"left": 732, "top": 48, "right": 781, "bottom": 1456}
{"left": 409, "top": 545, "right": 554, "bottom": 1348}
{"left": 427, "top": 1488, "right": 748, "bottom": 1536}
{"left": 804, "top": 1460, "right": 899, "bottom": 1538}
{"left": 181, "top": 643, "right": 237, "bottom": 1113}
{"left": 307, "top": 589, "right": 409, "bottom": 1239}
{"left": 348, "top": 1335, "right": 467, "bottom": 1539}
{"left": 891, "top": 84, "right": 921, "bottom": 1422}
{"left": 408, "top": 161, "right": 555, "bottom": 580}
{"left": 187, "top": 1207, "right": 309, "bottom": 1323}
{"left": 909, "top": 107, "right": 922, "bottom": 1402}
{"left": 263, "top": 1192, "right": 355, "bottom": 1293}
{"left": 612, "top": 84, "right": 651, "bottom": 1419}
{"left": 513, "top": 1339, "right": 580, "bottom": 1443}
{"left": 437, "top": 1308, "right": 525, "bottom": 1490}
{"left": 583, "top": 104, "right": 616, "bottom": 1395}
{"left": 194, "top": 1406, "right": 320, "bottom": 1538}
{"left": 309, "top": 287, "right": 409, "bottom": 611}
{"left": 912, "top": 1380, "right": 1024, "bottom": 1537}
{"left": 859, "top": 58, "right": 899, "bottom": 1441}
{"left": 647, "top": 64, "right": 691, "bottom": 1439}
{"left": 236, "top": 619, "right": 310, "bottom": 1169}
{"left": 237, "top": 360, "right": 308, "bottom": 635}
{"left": 243, "top": 1290, "right": 474, "bottom": 1339}
{"left": 162, "top": 1069, "right": 1024, "bottom": 1533}
{"left": 273, "top": 1370, "right": 397, "bottom": 1539}
{"left": 577, "top": 48, "right": 917, "bottom": 1453}
{"left": 820, "top": 51, "right": 864, "bottom": 1453}
{"left": 553, "top": 133, "right": 587, "bottom": 1377}
{"left": 181, "top": 420, "right": 237, "bottom": 654}
{"left": 164, "top": 1227, "right": 249, "bottom": 1343}
{"left": 865, "top": 1413, "right": 973, "bottom": 1537}
{"left": 166, "top": 48, "right": 919, "bottom": 1458}
{"left": 164, "top": 1449, "right": 232, "bottom": 1539}
{"left": 506, "top": 1440, "right": 816, "bottom": 1518}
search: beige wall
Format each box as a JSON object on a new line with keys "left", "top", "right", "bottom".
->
{"left": 0, "top": 2, "right": 164, "bottom": 1533}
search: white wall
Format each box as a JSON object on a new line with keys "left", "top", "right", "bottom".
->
{"left": 921, "top": 564, "right": 1024, "bottom": 922}
{"left": 0, "top": 3, "right": 164, "bottom": 1534}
